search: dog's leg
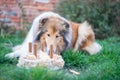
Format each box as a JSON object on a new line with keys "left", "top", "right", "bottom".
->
{"left": 75, "top": 21, "right": 102, "bottom": 54}
{"left": 74, "top": 39, "right": 80, "bottom": 51}
{"left": 5, "top": 50, "right": 25, "bottom": 58}
{"left": 83, "top": 42, "right": 102, "bottom": 55}
{"left": 12, "top": 45, "right": 22, "bottom": 51}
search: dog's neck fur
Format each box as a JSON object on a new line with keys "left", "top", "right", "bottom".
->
{"left": 70, "top": 21, "right": 79, "bottom": 48}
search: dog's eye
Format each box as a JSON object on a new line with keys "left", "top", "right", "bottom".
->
{"left": 47, "top": 34, "right": 50, "bottom": 37}
{"left": 56, "top": 35, "right": 59, "bottom": 38}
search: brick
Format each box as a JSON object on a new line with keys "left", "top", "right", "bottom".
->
{"left": 19, "top": 0, "right": 33, "bottom": 5}
{"left": 24, "top": 9, "right": 40, "bottom": 16}
{"left": 50, "top": 0, "right": 59, "bottom": 4}
{"left": 0, "top": 0, "right": 7, "bottom": 5}
{"left": 4, "top": 0, "right": 16, "bottom": 4}
{"left": 9, "top": 16, "right": 21, "bottom": 23}
{"left": 0, "top": 15, "right": 21, "bottom": 23}
{"left": 23, "top": 3, "right": 54, "bottom": 11}
{"left": 0, "top": 15, "right": 5, "bottom": 18}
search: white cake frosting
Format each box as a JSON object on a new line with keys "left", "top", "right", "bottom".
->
{"left": 17, "top": 51, "right": 64, "bottom": 70}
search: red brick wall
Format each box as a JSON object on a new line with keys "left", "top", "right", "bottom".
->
{"left": 0, "top": 0, "right": 59, "bottom": 30}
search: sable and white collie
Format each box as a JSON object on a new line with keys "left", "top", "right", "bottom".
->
{"left": 36, "top": 17, "right": 102, "bottom": 55}
{"left": 5, "top": 12, "right": 102, "bottom": 58}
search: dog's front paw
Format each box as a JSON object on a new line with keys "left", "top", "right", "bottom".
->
{"left": 5, "top": 53, "right": 16, "bottom": 58}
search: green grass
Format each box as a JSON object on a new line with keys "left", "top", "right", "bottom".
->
{"left": 0, "top": 35, "right": 120, "bottom": 80}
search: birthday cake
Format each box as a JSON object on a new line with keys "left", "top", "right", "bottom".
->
{"left": 17, "top": 43, "right": 65, "bottom": 70}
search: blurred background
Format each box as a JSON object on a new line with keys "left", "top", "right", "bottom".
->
{"left": 0, "top": 0, "right": 120, "bottom": 39}
{"left": 0, "top": 1, "right": 120, "bottom": 80}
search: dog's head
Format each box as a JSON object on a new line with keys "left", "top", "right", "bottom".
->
{"left": 35, "top": 17, "right": 72, "bottom": 48}
{"left": 39, "top": 26, "right": 66, "bottom": 54}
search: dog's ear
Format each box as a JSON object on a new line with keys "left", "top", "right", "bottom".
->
{"left": 59, "top": 29, "right": 68, "bottom": 36}
{"left": 40, "top": 18, "right": 48, "bottom": 26}
{"left": 63, "top": 22, "right": 70, "bottom": 29}
{"left": 59, "top": 31, "right": 69, "bottom": 50}
{"left": 34, "top": 29, "right": 47, "bottom": 42}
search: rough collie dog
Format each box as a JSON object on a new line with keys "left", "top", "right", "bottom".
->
{"left": 5, "top": 12, "right": 102, "bottom": 58}
{"left": 37, "top": 18, "right": 102, "bottom": 55}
